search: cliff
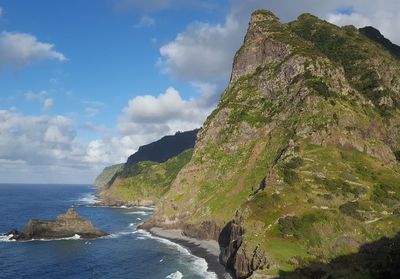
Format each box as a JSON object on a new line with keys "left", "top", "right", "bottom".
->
{"left": 144, "top": 10, "right": 400, "bottom": 278}
{"left": 97, "top": 149, "right": 193, "bottom": 206}
{"left": 124, "top": 129, "right": 198, "bottom": 169}
{"left": 93, "top": 163, "right": 124, "bottom": 188}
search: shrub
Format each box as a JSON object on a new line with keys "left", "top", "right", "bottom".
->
{"left": 339, "top": 201, "right": 364, "bottom": 220}
{"left": 278, "top": 212, "right": 328, "bottom": 239}
{"left": 284, "top": 157, "right": 304, "bottom": 169}
{"left": 371, "top": 184, "right": 400, "bottom": 207}
{"left": 394, "top": 151, "right": 400, "bottom": 161}
{"left": 306, "top": 78, "right": 334, "bottom": 98}
{"left": 283, "top": 169, "right": 300, "bottom": 185}
{"left": 315, "top": 177, "right": 363, "bottom": 197}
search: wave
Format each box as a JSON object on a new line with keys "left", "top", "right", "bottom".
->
{"left": 102, "top": 231, "right": 136, "bottom": 239}
{"left": 166, "top": 271, "right": 183, "bottom": 279}
{"left": 134, "top": 206, "right": 155, "bottom": 211}
{"left": 75, "top": 193, "right": 99, "bottom": 205}
{"left": 135, "top": 230, "right": 217, "bottom": 279}
{"left": 0, "top": 235, "right": 15, "bottom": 242}
{"left": 0, "top": 234, "right": 81, "bottom": 242}
{"left": 124, "top": 211, "right": 148, "bottom": 216}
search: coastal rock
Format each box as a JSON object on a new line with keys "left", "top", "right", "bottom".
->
{"left": 219, "top": 217, "right": 269, "bottom": 278}
{"left": 183, "top": 221, "right": 221, "bottom": 241}
{"left": 11, "top": 208, "right": 108, "bottom": 240}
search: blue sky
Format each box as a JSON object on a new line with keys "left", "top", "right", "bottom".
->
{"left": 0, "top": 0, "right": 399, "bottom": 184}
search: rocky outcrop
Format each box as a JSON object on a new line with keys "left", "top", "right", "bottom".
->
{"left": 182, "top": 221, "right": 221, "bottom": 241}
{"left": 10, "top": 209, "right": 108, "bottom": 240}
{"left": 219, "top": 215, "right": 269, "bottom": 279}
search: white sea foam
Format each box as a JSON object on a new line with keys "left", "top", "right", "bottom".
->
{"left": 103, "top": 231, "right": 135, "bottom": 239}
{"left": 76, "top": 193, "right": 99, "bottom": 205}
{"left": 129, "top": 223, "right": 135, "bottom": 227}
{"left": 135, "top": 230, "right": 217, "bottom": 279}
{"left": 136, "top": 218, "right": 142, "bottom": 221}
{"left": 125, "top": 211, "right": 148, "bottom": 216}
{"left": 0, "top": 235, "right": 15, "bottom": 242}
{"left": 35, "top": 234, "right": 81, "bottom": 242}
{"left": 166, "top": 271, "right": 183, "bottom": 279}
{"left": 134, "top": 206, "right": 155, "bottom": 211}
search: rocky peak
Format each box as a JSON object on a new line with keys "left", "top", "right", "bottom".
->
{"left": 56, "top": 208, "right": 84, "bottom": 222}
{"left": 249, "top": 10, "right": 279, "bottom": 25}
{"left": 231, "top": 10, "right": 290, "bottom": 83}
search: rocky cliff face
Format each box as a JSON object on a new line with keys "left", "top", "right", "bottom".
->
{"left": 146, "top": 10, "right": 400, "bottom": 278}
{"left": 93, "top": 163, "right": 124, "bottom": 189}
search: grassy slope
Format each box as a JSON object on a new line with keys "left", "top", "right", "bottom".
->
{"left": 110, "top": 149, "right": 193, "bottom": 203}
{"left": 152, "top": 11, "right": 400, "bottom": 276}
{"left": 93, "top": 163, "right": 124, "bottom": 188}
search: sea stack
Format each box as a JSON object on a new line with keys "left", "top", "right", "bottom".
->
{"left": 11, "top": 208, "right": 108, "bottom": 240}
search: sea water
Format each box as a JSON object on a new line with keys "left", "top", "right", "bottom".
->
{"left": 0, "top": 184, "right": 217, "bottom": 279}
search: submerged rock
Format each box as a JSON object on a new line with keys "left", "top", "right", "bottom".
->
{"left": 11, "top": 208, "right": 108, "bottom": 240}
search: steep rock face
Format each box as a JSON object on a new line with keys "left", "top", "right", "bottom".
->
{"left": 93, "top": 163, "right": 124, "bottom": 188}
{"left": 359, "top": 26, "right": 400, "bottom": 59}
{"left": 12, "top": 209, "right": 107, "bottom": 240}
{"left": 124, "top": 129, "right": 198, "bottom": 169}
{"left": 147, "top": 10, "right": 400, "bottom": 278}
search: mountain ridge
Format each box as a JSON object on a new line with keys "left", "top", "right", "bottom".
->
{"left": 142, "top": 10, "right": 400, "bottom": 278}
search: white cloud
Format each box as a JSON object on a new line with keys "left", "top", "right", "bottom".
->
{"left": 159, "top": 16, "right": 241, "bottom": 83}
{"left": 118, "top": 87, "right": 207, "bottom": 135}
{"left": 43, "top": 98, "right": 54, "bottom": 110}
{"left": 327, "top": 13, "right": 372, "bottom": 28}
{"left": 85, "top": 107, "right": 100, "bottom": 117}
{"left": 0, "top": 110, "right": 114, "bottom": 183}
{"left": 0, "top": 111, "right": 77, "bottom": 165}
{"left": 0, "top": 31, "right": 66, "bottom": 71}
{"left": 24, "top": 90, "right": 54, "bottom": 109}
{"left": 25, "top": 90, "right": 48, "bottom": 101}
{"left": 135, "top": 15, "right": 156, "bottom": 28}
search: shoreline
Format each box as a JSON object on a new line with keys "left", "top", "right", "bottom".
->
{"left": 89, "top": 193, "right": 232, "bottom": 278}
{"left": 150, "top": 227, "right": 232, "bottom": 279}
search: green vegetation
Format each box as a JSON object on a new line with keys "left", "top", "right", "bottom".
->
{"left": 93, "top": 163, "right": 124, "bottom": 188}
{"left": 278, "top": 212, "right": 328, "bottom": 240}
{"left": 371, "top": 183, "right": 400, "bottom": 207}
{"left": 139, "top": 10, "right": 400, "bottom": 278}
{"left": 111, "top": 149, "right": 193, "bottom": 202}
{"left": 394, "top": 150, "right": 400, "bottom": 161}
{"left": 339, "top": 201, "right": 365, "bottom": 220}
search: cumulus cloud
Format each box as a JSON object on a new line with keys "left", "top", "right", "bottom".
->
{"left": 0, "top": 31, "right": 66, "bottom": 71}
{"left": 118, "top": 87, "right": 207, "bottom": 136}
{"left": 25, "top": 90, "right": 48, "bottom": 101}
{"left": 0, "top": 110, "right": 120, "bottom": 183}
{"left": 43, "top": 98, "right": 54, "bottom": 110}
{"left": 24, "top": 90, "right": 55, "bottom": 109}
{"left": 135, "top": 15, "right": 156, "bottom": 28}
{"left": 327, "top": 12, "right": 372, "bottom": 28}
{"left": 159, "top": 17, "right": 241, "bottom": 83}
{"left": 0, "top": 110, "right": 77, "bottom": 165}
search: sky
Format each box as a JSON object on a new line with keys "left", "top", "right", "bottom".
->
{"left": 1, "top": 0, "right": 399, "bottom": 184}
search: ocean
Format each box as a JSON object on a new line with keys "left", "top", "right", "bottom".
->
{"left": 0, "top": 184, "right": 218, "bottom": 279}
